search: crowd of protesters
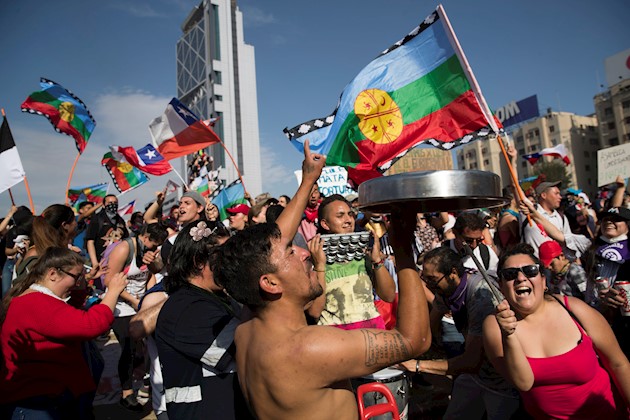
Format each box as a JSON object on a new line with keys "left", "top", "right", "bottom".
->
{"left": 0, "top": 144, "right": 629, "bottom": 419}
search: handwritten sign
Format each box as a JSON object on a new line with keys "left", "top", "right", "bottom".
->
{"left": 597, "top": 143, "right": 630, "bottom": 186}
{"left": 294, "top": 166, "right": 356, "bottom": 197}
{"left": 385, "top": 147, "right": 453, "bottom": 175}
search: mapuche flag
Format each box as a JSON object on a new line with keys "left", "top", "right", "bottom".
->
{"left": 21, "top": 78, "right": 96, "bottom": 154}
{"left": 68, "top": 182, "right": 108, "bottom": 205}
{"left": 211, "top": 179, "right": 248, "bottom": 221}
{"left": 149, "top": 98, "right": 220, "bottom": 161}
{"left": 284, "top": 6, "right": 500, "bottom": 186}
{"left": 101, "top": 147, "right": 149, "bottom": 193}
{"left": 111, "top": 144, "right": 172, "bottom": 175}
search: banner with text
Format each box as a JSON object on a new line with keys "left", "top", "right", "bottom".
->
{"left": 294, "top": 166, "right": 355, "bottom": 197}
{"left": 597, "top": 143, "right": 630, "bottom": 186}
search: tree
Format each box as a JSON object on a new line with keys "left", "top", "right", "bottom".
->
{"left": 533, "top": 160, "right": 572, "bottom": 188}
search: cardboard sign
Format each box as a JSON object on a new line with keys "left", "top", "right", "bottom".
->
{"left": 597, "top": 143, "right": 630, "bottom": 186}
{"left": 294, "top": 166, "right": 355, "bottom": 197}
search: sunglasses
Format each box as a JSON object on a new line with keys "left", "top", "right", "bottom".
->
{"left": 461, "top": 235, "right": 483, "bottom": 245}
{"left": 58, "top": 268, "right": 85, "bottom": 283}
{"left": 421, "top": 273, "right": 447, "bottom": 287}
{"left": 499, "top": 264, "right": 540, "bottom": 281}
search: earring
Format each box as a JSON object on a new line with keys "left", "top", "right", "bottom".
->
{"left": 544, "top": 286, "right": 548, "bottom": 292}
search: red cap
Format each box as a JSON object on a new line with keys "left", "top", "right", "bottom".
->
{"left": 539, "top": 241, "right": 562, "bottom": 267}
{"left": 227, "top": 204, "right": 251, "bottom": 215}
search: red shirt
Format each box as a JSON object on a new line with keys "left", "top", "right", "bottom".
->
{"left": 0, "top": 292, "right": 113, "bottom": 403}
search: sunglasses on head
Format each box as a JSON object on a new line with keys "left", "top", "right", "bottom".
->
{"left": 499, "top": 264, "right": 540, "bottom": 281}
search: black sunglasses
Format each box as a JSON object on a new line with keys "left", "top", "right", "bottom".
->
{"left": 58, "top": 268, "right": 84, "bottom": 283}
{"left": 499, "top": 264, "right": 540, "bottom": 281}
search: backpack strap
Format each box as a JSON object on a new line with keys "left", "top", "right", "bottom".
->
{"left": 123, "top": 237, "right": 135, "bottom": 269}
{"left": 479, "top": 243, "right": 490, "bottom": 270}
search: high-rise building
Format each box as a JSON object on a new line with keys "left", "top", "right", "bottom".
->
{"left": 456, "top": 111, "right": 600, "bottom": 197}
{"left": 177, "top": 0, "right": 262, "bottom": 195}
{"left": 593, "top": 72, "right": 630, "bottom": 148}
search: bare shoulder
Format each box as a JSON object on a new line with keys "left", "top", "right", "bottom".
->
{"left": 292, "top": 325, "right": 412, "bottom": 382}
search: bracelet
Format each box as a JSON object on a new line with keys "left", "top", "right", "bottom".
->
{"left": 415, "top": 359, "right": 421, "bottom": 374}
{"left": 314, "top": 268, "right": 326, "bottom": 273}
{"left": 373, "top": 262, "right": 385, "bottom": 270}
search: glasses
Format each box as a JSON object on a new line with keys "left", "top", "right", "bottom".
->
{"left": 499, "top": 264, "right": 540, "bottom": 281}
{"left": 461, "top": 235, "right": 484, "bottom": 246}
{"left": 421, "top": 273, "right": 447, "bottom": 287}
{"left": 58, "top": 268, "right": 85, "bottom": 283}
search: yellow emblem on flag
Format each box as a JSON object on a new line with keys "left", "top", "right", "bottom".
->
{"left": 59, "top": 102, "right": 75, "bottom": 122}
{"left": 119, "top": 162, "right": 133, "bottom": 173}
{"left": 354, "top": 89, "right": 402, "bottom": 144}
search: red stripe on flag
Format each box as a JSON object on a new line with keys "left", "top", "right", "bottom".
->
{"left": 157, "top": 121, "right": 220, "bottom": 161}
{"left": 348, "top": 91, "right": 487, "bottom": 177}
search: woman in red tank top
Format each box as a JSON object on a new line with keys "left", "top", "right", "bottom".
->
{"left": 482, "top": 243, "right": 630, "bottom": 419}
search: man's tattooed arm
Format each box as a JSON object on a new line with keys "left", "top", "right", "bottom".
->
{"left": 361, "top": 330, "right": 412, "bottom": 367}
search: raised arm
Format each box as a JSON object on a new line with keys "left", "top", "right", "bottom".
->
{"left": 610, "top": 175, "right": 626, "bottom": 208}
{"left": 482, "top": 301, "right": 534, "bottom": 391}
{"left": 275, "top": 140, "right": 325, "bottom": 243}
{"left": 298, "top": 208, "right": 431, "bottom": 385}
{"left": 144, "top": 191, "right": 165, "bottom": 224}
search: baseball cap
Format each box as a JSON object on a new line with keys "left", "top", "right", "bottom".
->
{"left": 606, "top": 207, "right": 630, "bottom": 222}
{"left": 539, "top": 241, "right": 562, "bottom": 267}
{"left": 345, "top": 193, "right": 359, "bottom": 202}
{"left": 535, "top": 181, "right": 561, "bottom": 196}
{"left": 181, "top": 191, "right": 206, "bottom": 207}
{"left": 227, "top": 204, "right": 251, "bottom": 215}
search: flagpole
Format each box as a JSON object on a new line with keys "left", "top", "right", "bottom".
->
{"left": 168, "top": 161, "right": 188, "bottom": 189}
{"left": 2, "top": 108, "right": 35, "bottom": 213}
{"left": 7, "top": 189, "right": 15, "bottom": 206}
{"left": 65, "top": 152, "right": 81, "bottom": 205}
{"left": 199, "top": 124, "right": 248, "bottom": 195}
{"left": 436, "top": 5, "right": 498, "bottom": 133}
{"left": 436, "top": 6, "right": 532, "bottom": 226}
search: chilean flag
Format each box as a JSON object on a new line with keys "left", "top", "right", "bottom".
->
{"left": 522, "top": 144, "right": 571, "bottom": 166}
{"left": 149, "top": 98, "right": 220, "bottom": 161}
{"left": 112, "top": 144, "right": 172, "bottom": 175}
{"left": 117, "top": 200, "right": 136, "bottom": 217}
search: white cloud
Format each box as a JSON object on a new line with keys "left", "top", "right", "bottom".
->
{"left": 240, "top": 5, "right": 276, "bottom": 27}
{"left": 259, "top": 142, "right": 299, "bottom": 197}
{"left": 1, "top": 91, "right": 185, "bottom": 215}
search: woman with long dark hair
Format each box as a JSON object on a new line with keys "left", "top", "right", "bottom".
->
{"left": 0, "top": 247, "right": 127, "bottom": 419}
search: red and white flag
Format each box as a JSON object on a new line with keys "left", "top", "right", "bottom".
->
{"left": 117, "top": 200, "right": 136, "bottom": 217}
{"left": 149, "top": 98, "right": 220, "bottom": 161}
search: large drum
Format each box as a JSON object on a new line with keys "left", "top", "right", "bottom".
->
{"left": 355, "top": 368, "right": 410, "bottom": 420}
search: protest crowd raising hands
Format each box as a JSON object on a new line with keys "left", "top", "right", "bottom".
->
{"left": 1, "top": 4, "right": 630, "bottom": 420}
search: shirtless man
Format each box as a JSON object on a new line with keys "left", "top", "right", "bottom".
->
{"left": 214, "top": 142, "right": 431, "bottom": 419}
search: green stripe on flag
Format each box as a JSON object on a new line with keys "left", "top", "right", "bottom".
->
{"left": 27, "top": 91, "right": 90, "bottom": 140}
{"left": 327, "top": 54, "right": 470, "bottom": 164}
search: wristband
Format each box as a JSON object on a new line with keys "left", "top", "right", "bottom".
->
{"left": 372, "top": 258, "right": 385, "bottom": 270}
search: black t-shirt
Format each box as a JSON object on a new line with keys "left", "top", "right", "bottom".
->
{"left": 155, "top": 283, "right": 252, "bottom": 420}
{"left": 85, "top": 211, "right": 128, "bottom": 259}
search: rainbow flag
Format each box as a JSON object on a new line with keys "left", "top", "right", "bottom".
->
{"left": 211, "top": 179, "right": 247, "bottom": 220}
{"left": 101, "top": 147, "right": 149, "bottom": 193}
{"left": 284, "top": 6, "right": 499, "bottom": 186}
{"left": 68, "top": 182, "right": 108, "bottom": 205}
{"left": 21, "top": 78, "right": 96, "bottom": 154}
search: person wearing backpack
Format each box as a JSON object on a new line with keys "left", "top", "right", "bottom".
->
{"left": 103, "top": 222, "right": 168, "bottom": 412}
{"left": 445, "top": 212, "right": 499, "bottom": 274}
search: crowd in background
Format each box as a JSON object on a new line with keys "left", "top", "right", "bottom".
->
{"left": 0, "top": 158, "right": 629, "bottom": 419}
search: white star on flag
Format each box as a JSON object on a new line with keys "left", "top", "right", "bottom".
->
{"left": 145, "top": 149, "right": 156, "bottom": 160}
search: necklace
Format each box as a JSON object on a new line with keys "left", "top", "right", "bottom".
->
{"left": 29, "top": 283, "right": 69, "bottom": 302}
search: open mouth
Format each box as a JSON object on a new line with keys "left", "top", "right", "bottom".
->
{"left": 515, "top": 286, "right": 532, "bottom": 296}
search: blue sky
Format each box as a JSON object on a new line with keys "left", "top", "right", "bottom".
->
{"left": 0, "top": 0, "right": 628, "bottom": 216}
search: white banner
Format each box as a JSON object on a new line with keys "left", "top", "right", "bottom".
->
{"left": 597, "top": 143, "right": 630, "bottom": 186}
{"left": 294, "top": 166, "right": 356, "bottom": 197}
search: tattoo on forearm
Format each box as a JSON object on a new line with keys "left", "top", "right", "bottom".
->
{"left": 362, "top": 330, "right": 411, "bottom": 367}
